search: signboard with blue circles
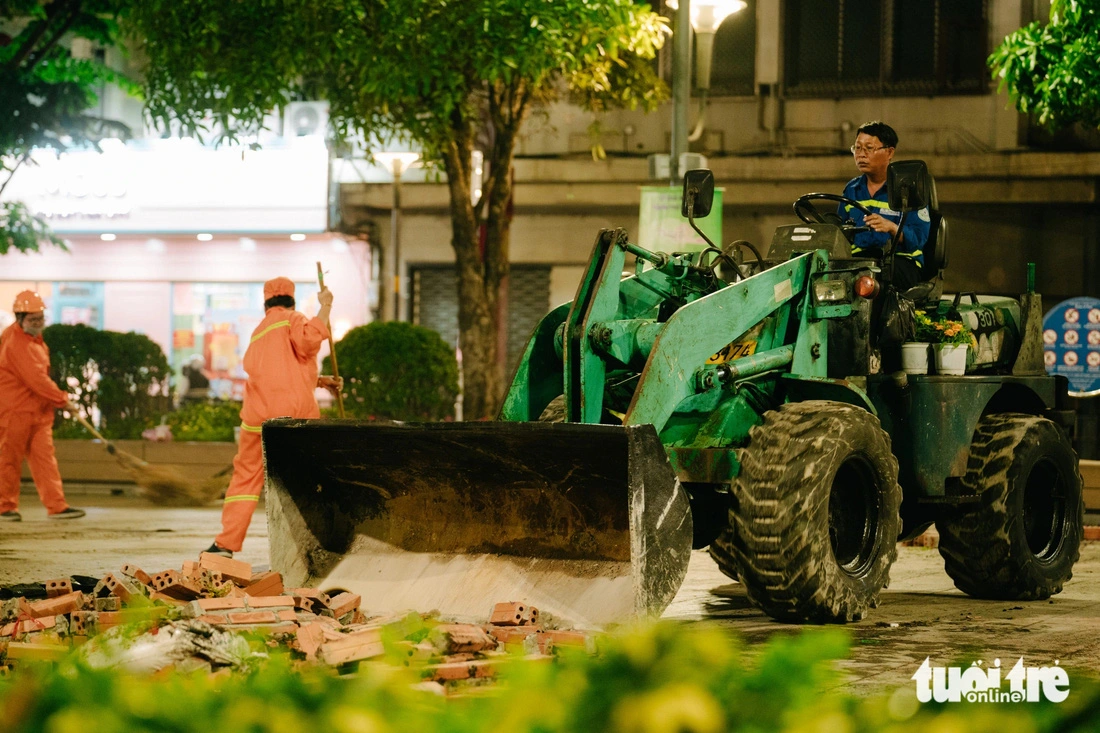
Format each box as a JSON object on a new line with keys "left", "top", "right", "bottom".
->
{"left": 1043, "top": 297, "right": 1100, "bottom": 397}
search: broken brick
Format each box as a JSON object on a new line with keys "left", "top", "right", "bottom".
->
{"left": 96, "top": 574, "right": 144, "bottom": 604}
{"left": 429, "top": 624, "right": 498, "bottom": 654}
{"left": 94, "top": 596, "right": 121, "bottom": 612}
{"left": 245, "top": 571, "right": 284, "bottom": 597}
{"left": 28, "top": 591, "right": 83, "bottom": 619}
{"left": 295, "top": 622, "right": 325, "bottom": 660}
{"left": 1, "top": 598, "right": 34, "bottom": 623}
{"left": 489, "top": 601, "right": 538, "bottom": 626}
{"left": 226, "top": 611, "right": 279, "bottom": 625}
{"left": 45, "top": 578, "right": 73, "bottom": 599}
{"left": 195, "top": 597, "right": 247, "bottom": 612}
{"left": 319, "top": 626, "right": 384, "bottom": 665}
{"left": 326, "top": 592, "right": 360, "bottom": 619}
{"left": 198, "top": 553, "right": 252, "bottom": 585}
{"left": 537, "top": 630, "right": 590, "bottom": 654}
{"left": 152, "top": 571, "right": 202, "bottom": 601}
{"left": 489, "top": 625, "right": 540, "bottom": 646}
{"left": 120, "top": 564, "right": 153, "bottom": 586}
{"left": 243, "top": 595, "right": 294, "bottom": 610}
{"left": 69, "top": 611, "right": 96, "bottom": 636}
{"left": 425, "top": 659, "right": 497, "bottom": 682}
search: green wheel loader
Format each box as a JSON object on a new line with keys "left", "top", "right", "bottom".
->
{"left": 262, "top": 162, "right": 1082, "bottom": 626}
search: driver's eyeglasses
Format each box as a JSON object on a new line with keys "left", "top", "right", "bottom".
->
{"left": 851, "top": 144, "right": 888, "bottom": 155}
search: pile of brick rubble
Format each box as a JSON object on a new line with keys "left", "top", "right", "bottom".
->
{"left": 0, "top": 553, "right": 592, "bottom": 688}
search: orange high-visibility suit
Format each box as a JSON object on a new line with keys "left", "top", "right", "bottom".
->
{"left": 0, "top": 322, "right": 72, "bottom": 515}
{"left": 215, "top": 307, "right": 329, "bottom": 551}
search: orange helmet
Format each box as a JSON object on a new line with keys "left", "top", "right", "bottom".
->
{"left": 13, "top": 290, "right": 46, "bottom": 314}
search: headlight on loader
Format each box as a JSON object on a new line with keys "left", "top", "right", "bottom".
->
{"left": 813, "top": 279, "right": 850, "bottom": 303}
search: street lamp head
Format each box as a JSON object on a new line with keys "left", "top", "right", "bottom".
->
{"left": 375, "top": 151, "right": 421, "bottom": 177}
{"left": 666, "top": 0, "right": 747, "bottom": 35}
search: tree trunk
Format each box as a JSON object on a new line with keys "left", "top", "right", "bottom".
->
{"left": 441, "top": 136, "right": 507, "bottom": 420}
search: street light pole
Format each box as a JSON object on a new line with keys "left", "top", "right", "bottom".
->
{"left": 670, "top": 0, "right": 692, "bottom": 186}
{"left": 376, "top": 151, "right": 420, "bottom": 322}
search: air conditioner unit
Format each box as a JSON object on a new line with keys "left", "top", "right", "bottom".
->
{"left": 283, "top": 101, "right": 330, "bottom": 138}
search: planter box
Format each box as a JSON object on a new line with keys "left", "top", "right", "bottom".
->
{"left": 24, "top": 439, "right": 238, "bottom": 484}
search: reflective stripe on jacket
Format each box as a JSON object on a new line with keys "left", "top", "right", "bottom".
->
{"left": 238, "top": 307, "right": 329, "bottom": 427}
{"left": 0, "top": 323, "right": 68, "bottom": 416}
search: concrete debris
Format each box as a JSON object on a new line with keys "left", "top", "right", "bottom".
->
{"left": 0, "top": 561, "right": 594, "bottom": 689}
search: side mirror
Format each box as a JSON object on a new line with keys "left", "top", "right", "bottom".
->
{"left": 887, "top": 160, "right": 931, "bottom": 211}
{"left": 681, "top": 169, "right": 715, "bottom": 219}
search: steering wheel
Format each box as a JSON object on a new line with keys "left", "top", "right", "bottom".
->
{"left": 793, "top": 192, "right": 875, "bottom": 244}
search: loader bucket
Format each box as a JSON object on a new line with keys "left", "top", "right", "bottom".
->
{"left": 261, "top": 419, "right": 692, "bottom": 628}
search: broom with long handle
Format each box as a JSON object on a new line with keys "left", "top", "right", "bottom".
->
{"left": 71, "top": 413, "right": 219, "bottom": 505}
{"left": 317, "top": 261, "right": 346, "bottom": 418}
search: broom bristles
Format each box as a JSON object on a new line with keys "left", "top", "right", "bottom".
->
{"left": 113, "top": 452, "right": 229, "bottom": 507}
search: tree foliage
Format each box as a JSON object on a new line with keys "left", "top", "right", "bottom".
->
{"left": 127, "top": 1, "right": 668, "bottom": 417}
{"left": 0, "top": 0, "right": 137, "bottom": 254}
{"left": 990, "top": 0, "right": 1100, "bottom": 129}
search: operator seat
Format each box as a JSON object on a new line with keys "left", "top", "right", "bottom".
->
{"left": 902, "top": 174, "right": 947, "bottom": 305}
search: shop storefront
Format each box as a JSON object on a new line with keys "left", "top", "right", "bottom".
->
{"left": 1, "top": 138, "right": 373, "bottom": 393}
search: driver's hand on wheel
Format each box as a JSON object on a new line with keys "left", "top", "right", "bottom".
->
{"left": 865, "top": 213, "right": 898, "bottom": 236}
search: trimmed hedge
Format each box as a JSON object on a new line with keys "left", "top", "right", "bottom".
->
{"left": 324, "top": 322, "right": 459, "bottom": 421}
{"left": 43, "top": 325, "right": 172, "bottom": 440}
{"left": 164, "top": 400, "right": 241, "bottom": 442}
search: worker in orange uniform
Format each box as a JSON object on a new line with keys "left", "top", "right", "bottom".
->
{"left": 0, "top": 291, "right": 85, "bottom": 521}
{"left": 205, "top": 277, "right": 340, "bottom": 557}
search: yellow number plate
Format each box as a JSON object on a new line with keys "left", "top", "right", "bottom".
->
{"left": 706, "top": 340, "right": 757, "bottom": 364}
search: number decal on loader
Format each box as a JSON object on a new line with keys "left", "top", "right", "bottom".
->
{"left": 707, "top": 341, "right": 758, "bottom": 364}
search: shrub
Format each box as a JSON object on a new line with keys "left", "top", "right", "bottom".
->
{"left": 323, "top": 322, "right": 459, "bottom": 421}
{"left": 44, "top": 325, "right": 172, "bottom": 440}
{"left": 165, "top": 400, "right": 242, "bottom": 442}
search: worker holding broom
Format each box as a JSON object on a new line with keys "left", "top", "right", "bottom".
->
{"left": 205, "top": 277, "right": 341, "bottom": 557}
{"left": 0, "top": 291, "right": 85, "bottom": 521}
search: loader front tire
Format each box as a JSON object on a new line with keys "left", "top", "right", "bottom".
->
{"left": 937, "top": 413, "right": 1082, "bottom": 600}
{"left": 717, "top": 401, "right": 901, "bottom": 623}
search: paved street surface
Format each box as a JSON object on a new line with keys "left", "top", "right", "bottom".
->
{"left": 3, "top": 487, "right": 1099, "bottom": 695}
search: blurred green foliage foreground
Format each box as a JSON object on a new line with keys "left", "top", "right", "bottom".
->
{"left": 2, "top": 622, "right": 1098, "bottom": 732}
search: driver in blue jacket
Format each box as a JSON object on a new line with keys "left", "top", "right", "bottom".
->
{"left": 839, "top": 121, "right": 930, "bottom": 291}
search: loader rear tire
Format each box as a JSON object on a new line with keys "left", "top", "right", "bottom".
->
{"left": 937, "top": 413, "right": 1082, "bottom": 600}
{"left": 716, "top": 401, "right": 901, "bottom": 623}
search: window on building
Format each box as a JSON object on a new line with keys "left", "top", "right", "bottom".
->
{"left": 708, "top": 1, "right": 757, "bottom": 96}
{"left": 411, "top": 265, "right": 550, "bottom": 373}
{"left": 784, "top": 0, "right": 988, "bottom": 97}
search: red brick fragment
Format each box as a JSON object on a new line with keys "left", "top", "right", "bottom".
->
{"left": 152, "top": 570, "right": 202, "bottom": 601}
{"left": 28, "top": 591, "right": 83, "bottom": 619}
{"left": 226, "top": 611, "right": 279, "bottom": 625}
{"left": 120, "top": 564, "right": 153, "bottom": 586}
{"left": 489, "top": 625, "right": 540, "bottom": 645}
{"left": 426, "top": 659, "right": 497, "bottom": 682}
{"left": 537, "top": 629, "right": 590, "bottom": 654}
{"left": 97, "top": 574, "right": 143, "bottom": 604}
{"left": 430, "top": 624, "right": 498, "bottom": 654}
{"left": 326, "top": 592, "right": 361, "bottom": 618}
{"left": 196, "top": 597, "right": 247, "bottom": 612}
{"left": 94, "top": 596, "right": 120, "bottom": 612}
{"left": 198, "top": 553, "right": 252, "bottom": 585}
{"left": 319, "top": 626, "right": 383, "bottom": 665}
{"left": 45, "top": 578, "right": 73, "bottom": 599}
{"left": 243, "top": 595, "right": 294, "bottom": 609}
{"left": 245, "top": 571, "right": 284, "bottom": 597}
{"left": 295, "top": 622, "right": 324, "bottom": 659}
{"left": 489, "top": 601, "right": 538, "bottom": 626}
